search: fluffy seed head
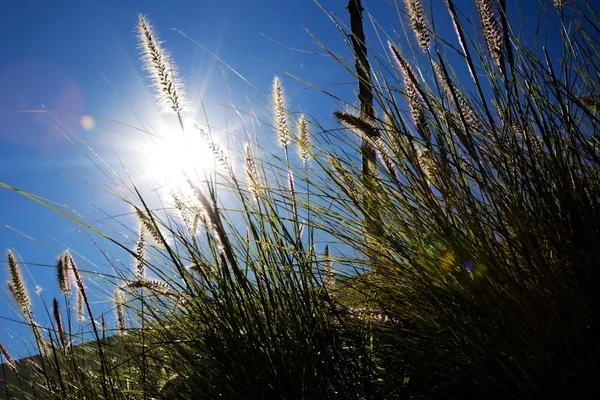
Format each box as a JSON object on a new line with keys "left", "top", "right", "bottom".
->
{"left": 134, "top": 227, "right": 146, "bottom": 280}
{"left": 57, "top": 253, "right": 71, "bottom": 295}
{"left": 297, "top": 115, "right": 311, "bottom": 162}
{"left": 76, "top": 288, "right": 85, "bottom": 322}
{"left": 6, "top": 250, "right": 31, "bottom": 315}
{"left": 244, "top": 143, "right": 262, "bottom": 201}
{"left": 403, "top": 0, "right": 431, "bottom": 50}
{"left": 334, "top": 111, "right": 379, "bottom": 140}
{"left": 0, "top": 343, "right": 17, "bottom": 375}
{"left": 137, "top": 14, "right": 186, "bottom": 115}
{"left": 193, "top": 122, "right": 234, "bottom": 179}
{"left": 388, "top": 43, "right": 429, "bottom": 137}
{"left": 476, "top": 0, "right": 504, "bottom": 68}
{"left": 135, "top": 207, "right": 164, "bottom": 247}
{"left": 125, "top": 278, "right": 181, "bottom": 300}
{"left": 273, "top": 76, "right": 290, "bottom": 149}
{"left": 433, "top": 63, "right": 480, "bottom": 131}
{"left": 114, "top": 290, "right": 127, "bottom": 337}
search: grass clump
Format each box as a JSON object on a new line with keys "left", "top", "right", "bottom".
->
{"left": 1, "top": 0, "right": 600, "bottom": 398}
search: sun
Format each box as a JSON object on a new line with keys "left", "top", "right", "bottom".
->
{"left": 136, "top": 118, "right": 217, "bottom": 194}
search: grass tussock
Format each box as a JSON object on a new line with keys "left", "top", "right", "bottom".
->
{"left": 1, "top": 0, "right": 600, "bottom": 398}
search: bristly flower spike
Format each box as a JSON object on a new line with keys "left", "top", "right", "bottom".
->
{"left": 476, "top": 0, "right": 504, "bottom": 69}
{"left": 0, "top": 343, "right": 17, "bottom": 376}
{"left": 403, "top": 0, "right": 431, "bottom": 50}
{"left": 115, "top": 289, "right": 127, "bottom": 337}
{"left": 57, "top": 253, "right": 71, "bottom": 295}
{"left": 6, "top": 250, "right": 31, "bottom": 317}
{"left": 273, "top": 76, "right": 290, "bottom": 149}
{"left": 137, "top": 14, "right": 187, "bottom": 121}
{"left": 297, "top": 114, "right": 311, "bottom": 162}
{"left": 244, "top": 143, "right": 261, "bottom": 201}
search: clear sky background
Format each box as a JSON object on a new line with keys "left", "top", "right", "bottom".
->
{"left": 1, "top": 0, "right": 595, "bottom": 358}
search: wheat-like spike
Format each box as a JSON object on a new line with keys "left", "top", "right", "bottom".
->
{"left": 114, "top": 289, "right": 127, "bottom": 337}
{"left": 388, "top": 43, "right": 429, "bottom": 137}
{"left": 0, "top": 343, "right": 17, "bottom": 376}
{"left": 334, "top": 111, "right": 379, "bottom": 140}
{"left": 172, "top": 190, "right": 200, "bottom": 236}
{"left": 137, "top": 14, "right": 186, "bottom": 116}
{"left": 66, "top": 251, "right": 87, "bottom": 322}
{"left": 52, "top": 298, "right": 68, "bottom": 348}
{"left": 57, "top": 253, "right": 71, "bottom": 295}
{"left": 476, "top": 0, "right": 504, "bottom": 69}
{"left": 76, "top": 288, "right": 85, "bottom": 322}
{"left": 297, "top": 114, "right": 311, "bottom": 162}
{"left": 273, "top": 76, "right": 290, "bottom": 149}
{"left": 135, "top": 207, "right": 164, "bottom": 246}
{"left": 6, "top": 250, "right": 31, "bottom": 316}
{"left": 244, "top": 143, "right": 262, "bottom": 201}
{"left": 125, "top": 279, "right": 181, "bottom": 299}
{"left": 404, "top": 0, "right": 431, "bottom": 50}
{"left": 414, "top": 143, "right": 436, "bottom": 184}
{"left": 192, "top": 122, "right": 234, "bottom": 179}
{"left": 432, "top": 63, "right": 480, "bottom": 131}
{"left": 134, "top": 227, "right": 146, "bottom": 280}
{"left": 188, "top": 180, "right": 227, "bottom": 257}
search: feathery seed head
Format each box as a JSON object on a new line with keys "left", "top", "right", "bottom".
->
{"left": 137, "top": 14, "right": 187, "bottom": 116}
{"left": 297, "top": 114, "right": 311, "bottom": 162}
{"left": 114, "top": 289, "right": 127, "bottom": 337}
{"left": 57, "top": 253, "right": 71, "bottom": 295}
{"left": 76, "top": 288, "right": 85, "bottom": 322}
{"left": 403, "top": 0, "right": 431, "bottom": 50}
{"left": 388, "top": 43, "right": 429, "bottom": 136}
{"left": 192, "top": 122, "right": 235, "bottom": 179}
{"left": 134, "top": 227, "right": 146, "bottom": 280}
{"left": 0, "top": 343, "right": 17, "bottom": 375}
{"left": 135, "top": 207, "right": 165, "bottom": 247}
{"left": 244, "top": 143, "right": 261, "bottom": 201}
{"left": 125, "top": 278, "right": 181, "bottom": 299}
{"left": 433, "top": 62, "right": 480, "bottom": 131}
{"left": 273, "top": 76, "right": 290, "bottom": 149}
{"left": 6, "top": 250, "right": 31, "bottom": 315}
{"left": 414, "top": 143, "right": 435, "bottom": 184}
{"left": 188, "top": 180, "right": 228, "bottom": 256}
{"left": 476, "top": 0, "right": 504, "bottom": 68}
{"left": 334, "top": 111, "right": 379, "bottom": 140}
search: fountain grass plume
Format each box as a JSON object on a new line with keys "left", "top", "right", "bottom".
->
{"left": 297, "top": 114, "right": 311, "bottom": 162}
{"left": 244, "top": 142, "right": 262, "bottom": 201}
{"left": 476, "top": 0, "right": 504, "bottom": 69}
{"left": 273, "top": 76, "right": 290, "bottom": 149}
{"left": 403, "top": 0, "right": 431, "bottom": 50}
{"left": 114, "top": 289, "right": 127, "bottom": 337}
{"left": 0, "top": 343, "right": 17, "bottom": 376}
{"left": 6, "top": 249, "right": 31, "bottom": 317}
{"left": 137, "top": 14, "right": 187, "bottom": 121}
{"left": 57, "top": 253, "right": 71, "bottom": 295}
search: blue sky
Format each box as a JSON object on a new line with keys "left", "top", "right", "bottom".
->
{"left": 1, "top": 0, "right": 595, "bottom": 358}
